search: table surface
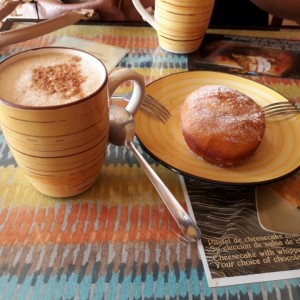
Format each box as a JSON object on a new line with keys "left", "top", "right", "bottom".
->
{"left": 0, "top": 20, "right": 300, "bottom": 299}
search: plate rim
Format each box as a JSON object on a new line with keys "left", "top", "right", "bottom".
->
{"left": 137, "top": 136, "right": 300, "bottom": 185}
{"left": 136, "top": 70, "right": 300, "bottom": 185}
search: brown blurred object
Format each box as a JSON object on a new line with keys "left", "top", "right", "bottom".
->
{"left": 271, "top": 172, "right": 300, "bottom": 208}
{"left": 19, "top": 0, "right": 154, "bottom": 21}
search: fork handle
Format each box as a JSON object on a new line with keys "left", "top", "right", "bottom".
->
{"left": 126, "top": 140, "right": 201, "bottom": 242}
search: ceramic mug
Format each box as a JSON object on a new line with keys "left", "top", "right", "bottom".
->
{"left": 0, "top": 47, "right": 145, "bottom": 197}
{"left": 132, "top": 0, "right": 215, "bottom": 53}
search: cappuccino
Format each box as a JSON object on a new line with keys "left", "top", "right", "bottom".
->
{"left": 0, "top": 51, "right": 103, "bottom": 106}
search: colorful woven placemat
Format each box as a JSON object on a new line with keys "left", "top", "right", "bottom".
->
{"left": 0, "top": 22, "right": 299, "bottom": 299}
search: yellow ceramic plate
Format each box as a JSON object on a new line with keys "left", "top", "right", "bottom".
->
{"left": 135, "top": 71, "right": 300, "bottom": 184}
{"left": 256, "top": 185, "right": 300, "bottom": 234}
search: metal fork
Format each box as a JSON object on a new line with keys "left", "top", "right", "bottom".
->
{"left": 262, "top": 101, "right": 300, "bottom": 118}
{"left": 113, "top": 96, "right": 300, "bottom": 121}
{"left": 141, "top": 97, "right": 300, "bottom": 120}
{"left": 142, "top": 94, "right": 172, "bottom": 123}
{"left": 112, "top": 94, "right": 172, "bottom": 123}
{"left": 141, "top": 97, "right": 300, "bottom": 121}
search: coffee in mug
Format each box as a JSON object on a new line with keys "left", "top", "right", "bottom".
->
{"left": 0, "top": 52, "right": 102, "bottom": 106}
{"left": 0, "top": 47, "right": 145, "bottom": 197}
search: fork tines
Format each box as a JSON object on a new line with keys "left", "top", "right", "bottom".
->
{"left": 143, "top": 94, "right": 172, "bottom": 123}
{"left": 262, "top": 101, "right": 300, "bottom": 118}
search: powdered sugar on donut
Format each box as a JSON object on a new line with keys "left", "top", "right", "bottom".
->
{"left": 180, "top": 85, "right": 266, "bottom": 167}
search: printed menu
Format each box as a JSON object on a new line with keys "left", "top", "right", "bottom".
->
{"left": 52, "top": 36, "right": 128, "bottom": 73}
{"left": 182, "top": 173, "right": 300, "bottom": 287}
{"left": 189, "top": 33, "right": 300, "bottom": 78}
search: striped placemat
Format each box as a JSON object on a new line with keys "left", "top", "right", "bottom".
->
{"left": 0, "top": 22, "right": 299, "bottom": 299}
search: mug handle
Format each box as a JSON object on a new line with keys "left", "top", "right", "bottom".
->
{"left": 132, "top": 0, "right": 157, "bottom": 29}
{"left": 108, "top": 69, "right": 145, "bottom": 116}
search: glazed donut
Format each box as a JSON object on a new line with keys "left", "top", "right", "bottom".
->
{"left": 180, "top": 85, "right": 266, "bottom": 167}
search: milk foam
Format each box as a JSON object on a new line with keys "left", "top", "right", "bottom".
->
{"left": 0, "top": 52, "right": 103, "bottom": 106}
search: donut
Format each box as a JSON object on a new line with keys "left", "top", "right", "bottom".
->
{"left": 180, "top": 85, "right": 266, "bottom": 167}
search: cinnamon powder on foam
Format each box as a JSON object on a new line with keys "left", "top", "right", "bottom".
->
{"left": 31, "top": 56, "right": 86, "bottom": 101}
